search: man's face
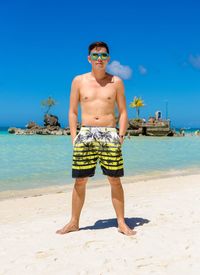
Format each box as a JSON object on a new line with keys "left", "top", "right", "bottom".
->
{"left": 88, "top": 47, "right": 110, "bottom": 70}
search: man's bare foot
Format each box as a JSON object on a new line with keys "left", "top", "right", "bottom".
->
{"left": 56, "top": 222, "right": 79, "bottom": 234}
{"left": 118, "top": 222, "right": 136, "bottom": 236}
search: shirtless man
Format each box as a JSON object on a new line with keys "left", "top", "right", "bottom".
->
{"left": 56, "top": 41, "right": 135, "bottom": 236}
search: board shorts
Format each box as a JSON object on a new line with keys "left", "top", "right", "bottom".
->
{"left": 72, "top": 126, "right": 124, "bottom": 178}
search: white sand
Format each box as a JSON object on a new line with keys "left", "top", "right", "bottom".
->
{"left": 1, "top": 174, "right": 200, "bottom": 275}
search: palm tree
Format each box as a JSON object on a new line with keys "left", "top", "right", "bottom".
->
{"left": 41, "top": 96, "right": 57, "bottom": 114}
{"left": 130, "top": 96, "right": 145, "bottom": 118}
{"left": 96, "top": 130, "right": 112, "bottom": 142}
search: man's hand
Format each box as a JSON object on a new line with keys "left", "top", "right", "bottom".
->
{"left": 119, "top": 136, "right": 125, "bottom": 145}
{"left": 72, "top": 136, "right": 76, "bottom": 146}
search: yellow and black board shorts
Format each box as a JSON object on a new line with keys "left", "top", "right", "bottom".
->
{"left": 72, "top": 127, "right": 124, "bottom": 178}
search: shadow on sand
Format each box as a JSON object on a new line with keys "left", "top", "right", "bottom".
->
{"left": 79, "top": 217, "right": 150, "bottom": 231}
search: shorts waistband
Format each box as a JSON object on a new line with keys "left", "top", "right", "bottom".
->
{"left": 80, "top": 126, "right": 117, "bottom": 132}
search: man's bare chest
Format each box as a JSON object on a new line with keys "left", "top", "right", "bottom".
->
{"left": 79, "top": 82, "right": 117, "bottom": 102}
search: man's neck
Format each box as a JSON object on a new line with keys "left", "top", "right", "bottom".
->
{"left": 91, "top": 69, "right": 107, "bottom": 81}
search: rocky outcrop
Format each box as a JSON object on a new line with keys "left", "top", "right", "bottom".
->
{"left": 126, "top": 129, "right": 143, "bottom": 136}
{"left": 8, "top": 116, "right": 175, "bottom": 137}
{"left": 8, "top": 126, "right": 71, "bottom": 135}
{"left": 44, "top": 114, "right": 61, "bottom": 127}
{"left": 8, "top": 127, "right": 19, "bottom": 134}
{"left": 26, "top": 121, "right": 40, "bottom": 129}
{"left": 127, "top": 118, "right": 175, "bottom": 137}
{"left": 128, "top": 119, "right": 143, "bottom": 130}
{"left": 8, "top": 115, "right": 71, "bottom": 135}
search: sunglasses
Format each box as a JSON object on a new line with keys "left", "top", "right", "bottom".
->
{"left": 90, "top": 52, "right": 109, "bottom": 61}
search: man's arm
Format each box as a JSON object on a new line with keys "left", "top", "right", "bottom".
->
{"left": 116, "top": 77, "right": 128, "bottom": 144}
{"left": 68, "top": 76, "right": 80, "bottom": 143}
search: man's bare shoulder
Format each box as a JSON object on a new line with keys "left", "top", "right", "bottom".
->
{"left": 112, "top": 75, "right": 123, "bottom": 84}
{"left": 73, "top": 73, "right": 91, "bottom": 83}
{"left": 105, "top": 73, "right": 123, "bottom": 84}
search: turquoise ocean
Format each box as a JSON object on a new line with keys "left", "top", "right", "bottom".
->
{"left": 1, "top": 127, "right": 200, "bottom": 192}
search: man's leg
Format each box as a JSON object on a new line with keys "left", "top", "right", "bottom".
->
{"left": 108, "top": 176, "right": 136, "bottom": 236}
{"left": 56, "top": 177, "right": 88, "bottom": 234}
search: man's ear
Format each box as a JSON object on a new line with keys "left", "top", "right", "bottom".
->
{"left": 88, "top": 55, "right": 91, "bottom": 63}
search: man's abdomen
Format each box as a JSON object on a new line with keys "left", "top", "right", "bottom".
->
{"left": 81, "top": 113, "right": 116, "bottom": 127}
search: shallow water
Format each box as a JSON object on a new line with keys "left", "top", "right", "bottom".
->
{"left": 1, "top": 130, "right": 200, "bottom": 192}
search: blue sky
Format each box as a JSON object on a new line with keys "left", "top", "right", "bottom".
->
{"left": 0, "top": 0, "right": 200, "bottom": 128}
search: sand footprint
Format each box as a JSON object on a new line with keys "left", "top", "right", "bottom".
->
{"left": 83, "top": 240, "right": 104, "bottom": 248}
{"left": 35, "top": 249, "right": 54, "bottom": 259}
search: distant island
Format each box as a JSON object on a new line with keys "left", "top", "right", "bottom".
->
{"left": 7, "top": 95, "right": 178, "bottom": 137}
{"left": 8, "top": 113, "right": 176, "bottom": 137}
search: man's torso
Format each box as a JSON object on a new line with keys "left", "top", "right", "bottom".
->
{"left": 77, "top": 73, "right": 119, "bottom": 127}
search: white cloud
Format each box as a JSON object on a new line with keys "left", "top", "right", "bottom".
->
{"left": 138, "top": 65, "right": 147, "bottom": 75}
{"left": 189, "top": 54, "right": 200, "bottom": 69}
{"left": 107, "top": 61, "right": 132, "bottom": 79}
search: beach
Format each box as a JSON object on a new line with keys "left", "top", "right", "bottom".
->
{"left": 1, "top": 173, "right": 200, "bottom": 275}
